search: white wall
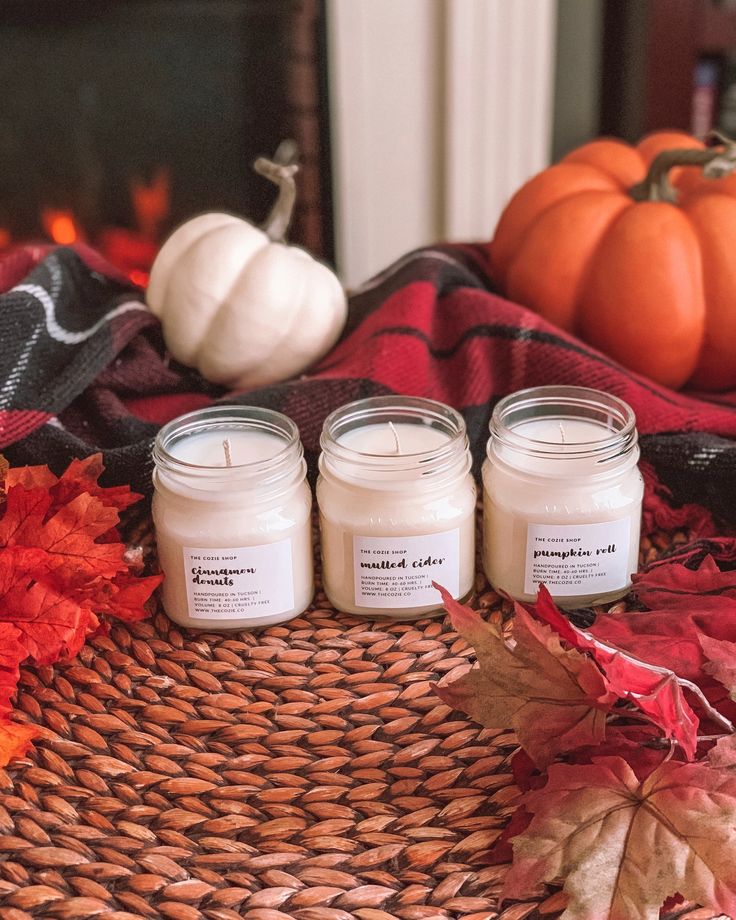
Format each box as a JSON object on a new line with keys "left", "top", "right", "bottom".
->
{"left": 327, "top": 0, "right": 557, "bottom": 288}
{"left": 327, "top": 0, "right": 443, "bottom": 289}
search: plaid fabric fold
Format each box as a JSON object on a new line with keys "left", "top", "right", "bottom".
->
{"left": 2, "top": 243, "right": 736, "bottom": 534}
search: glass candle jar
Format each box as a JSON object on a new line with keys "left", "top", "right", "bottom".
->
{"left": 152, "top": 406, "right": 313, "bottom": 629}
{"left": 482, "top": 386, "right": 644, "bottom": 608}
{"left": 317, "top": 396, "right": 476, "bottom": 619}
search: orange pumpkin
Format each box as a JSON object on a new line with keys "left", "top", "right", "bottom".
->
{"left": 490, "top": 131, "right": 736, "bottom": 390}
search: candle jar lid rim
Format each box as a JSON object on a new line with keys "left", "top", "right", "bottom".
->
{"left": 153, "top": 405, "right": 302, "bottom": 485}
{"left": 320, "top": 395, "right": 468, "bottom": 472}
{"left": 490, "top": 386, "right": 637, "bottom": 463}
{"left": 320, "top": 395, "right": 471, "bottom": 487}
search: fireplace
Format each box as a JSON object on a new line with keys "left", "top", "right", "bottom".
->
{"left": 0, "top": 0, "right": 333, "bottom": 283}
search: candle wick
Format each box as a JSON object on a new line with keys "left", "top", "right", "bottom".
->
{"left": 558, "top": 422, "right": 566, "bottom": 444}
{"left": 223, "top": 438, "right": 233, "bottom": 467}
{"left": 388, "top": 421, "right": 401, "bottom": 454}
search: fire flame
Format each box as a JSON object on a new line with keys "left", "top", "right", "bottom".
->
{"left": 41, "top": 209, "right": 82, "bottom": 245}
{"left": 131, "top": 166, "right": 171, "bottom": 240}
{"left": 34, "top": 165, "right": 171, "bottom": 283}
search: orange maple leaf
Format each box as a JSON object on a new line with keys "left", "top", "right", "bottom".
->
{"left": 34, "top": 491, "right": 127, "bottom": 585}
{"left": 504, "top": 755, "right": 736, "bottom": 920}
{"left": 0, "top": 619, "right": 33, "bottom": 713}
{"left": 6, "top": 454, "right": 141, "bottom": 511}
{"left": 0, "top": 719, "right": 39, "bottom": 768}
{"left": 0, "top": 454, "right": 161, "bottom": 762}
{"left": 51, "top": 455, "right": 142, "bottom": 511}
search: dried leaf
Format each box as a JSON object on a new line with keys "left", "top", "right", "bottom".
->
{"left": 589, "top": 556, "right": 736, "bottom": 687}
{"left": 504, "top": 756, "right": 736, "bottom": 920}
{"left": 434, "top": 584, "right": 614, "bottom": 767}
{"left": 707, "top": 734, "right": 736, "bottom": 769}
{"left": 701, "top": 634, "right": 736, "bottom": 699}
{"left": 486, "top": 804, "right": 532, "bottom": 865}
{"left": 633, "top": 554, "right": 736, "bottom": 609}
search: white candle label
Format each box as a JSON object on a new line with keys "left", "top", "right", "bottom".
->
{"left": 183, "top": 541, "right": 294, "bottom": 620}
{"left": 353, "top": 530, "right": 460, "bottom": 608}
{"left": 524, "top": 519, "right": 631, "bottom": 597}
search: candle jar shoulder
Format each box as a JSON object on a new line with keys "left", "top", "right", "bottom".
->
{"left": 153, "top": 477, "right": 313, "bottom": 544}
{"left": 316, "top": 472, "right": 477, "bottom": 531}
{"left": 481, "top": 459, "right": 644, "bottom": 517}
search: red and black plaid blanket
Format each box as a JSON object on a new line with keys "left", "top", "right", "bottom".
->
{"left": 2, "top": 243, "right": 735, "bottom": 553}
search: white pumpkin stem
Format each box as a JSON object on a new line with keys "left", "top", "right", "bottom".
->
{"left": 255, "top": 156, "right": 299, "bottom": 242}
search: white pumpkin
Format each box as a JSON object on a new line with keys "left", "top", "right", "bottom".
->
{"left": 146, "top": 156, "right": 347, "bottom": 388}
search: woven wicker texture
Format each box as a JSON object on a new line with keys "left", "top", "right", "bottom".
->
{"left": 0, "top": 516, "right": 718, "bottom": 920}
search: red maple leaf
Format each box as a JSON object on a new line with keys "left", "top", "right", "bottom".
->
{"left": 0, "top": 620, "right": 32, "bottom": 713}
{"left": 33, "top": 491, "right": 127, "bottom": 586}
{"left": 633, "top": 555, "right": 736, "bottom": 608}
{"left": 4, "top": 463, "right": 56, "bottom": 492}
{"left": 86, "top": 570, "right": 163, "bottom": 623}
{"left": 0, "top": 485, "right": 52, "bottom": 545}
{"left": 1, "top": 578, "right": 98, "bottom": 665}
{"left": 529, "top": 586, "right": 702, "bottom": 759}
{"left": 50, "top": 455, "right": 142, "bottom": 511}
{"left": 589, "top": 556, "right": 736, "bottom": 688}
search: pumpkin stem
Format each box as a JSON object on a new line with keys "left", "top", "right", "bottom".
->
{"left": 255, "top": 155, "right": 299, "bottom": 242}
{"left": 630, "top": 137, "right": 736, "bottom": 203}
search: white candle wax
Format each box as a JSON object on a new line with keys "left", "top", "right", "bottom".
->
{"left": 483, "top": 390, "right": 643, "bottom": 608}
{"left": 338, "top": 423, "right": 450, "bottom": 455}
{"left": 152, "top": 407, "right": 313, "bottom": 629}
{"left": 498, "top": 417, "right": 613, "bottom": 474}
{"left": 171, "top": 428, "right": 284, "bottom": 467}
{"left": 514, "top": 417, "right": 611, "bottom": 442}
{"left": 318, "top": 399, "right": 476, "bottom": 619}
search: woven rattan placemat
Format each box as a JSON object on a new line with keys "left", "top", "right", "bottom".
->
{"left": 0, "top": 517, "right": 717, "bottom": 920}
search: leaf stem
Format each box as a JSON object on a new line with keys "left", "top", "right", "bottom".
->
{"left": 606, "top": 709, "right": 656, "bottom": 726}
{"left": 679, "top": 677, "right": 735, "bottom": 733}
